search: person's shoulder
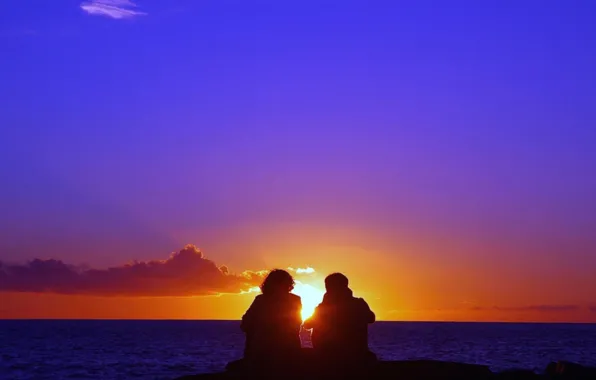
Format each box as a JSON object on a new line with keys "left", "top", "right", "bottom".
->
{"left": 353, "top": 297, "right": 370, "bottom": 306}
{"left": 249, "top": 294, "right": 268, "bottom": 308}
{"left": 288, "top": 293, "right": 301, "bottom": 301}
{"left": 287, "top": 293, "right": 302, "bottom": 304}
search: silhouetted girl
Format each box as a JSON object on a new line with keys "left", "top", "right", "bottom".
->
{"left": 241, "top": 269, "right": 302, "bottom": 366}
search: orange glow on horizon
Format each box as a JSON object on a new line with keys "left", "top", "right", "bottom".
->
{"left": 1, "top": 237, "right": 596, "bottom": 323}
{"left": 2, "top": 290, "right": 596, "bottom": 323}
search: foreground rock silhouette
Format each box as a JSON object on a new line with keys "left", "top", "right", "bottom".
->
{"left": 172, "top": 350, "right": 596, "bottom": 380}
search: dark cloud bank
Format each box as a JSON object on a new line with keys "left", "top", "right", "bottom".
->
{"left": 0, "top": 245, "right": 264, "bottom": 296}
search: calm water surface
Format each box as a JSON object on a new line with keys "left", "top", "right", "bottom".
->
{"left": 1, "top": 320, "right": 595, "bottom": 379}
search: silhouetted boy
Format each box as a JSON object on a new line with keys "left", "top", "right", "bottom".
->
{"left": 240, "top": 269, "right": 302, "bottom": 370}
{"left": 303, "top": 273, "right": 376, "bottom": 366}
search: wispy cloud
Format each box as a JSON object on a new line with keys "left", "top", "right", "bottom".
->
{"left": 81, "top": 0, "right": 146, "bottom": 19}
{"left": 288, "top": 266, "right": 315, "bottom": 275}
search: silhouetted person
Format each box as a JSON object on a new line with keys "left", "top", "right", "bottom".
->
{"left": 304, "top": 273, "right": 376, "bottom": 368}
{"left": 240, "top": 269, "right": 302, "bottom": 370}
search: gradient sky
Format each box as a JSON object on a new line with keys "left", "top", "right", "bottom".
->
{"left": 1, "top": 0, "right": 596, "bottom": 322}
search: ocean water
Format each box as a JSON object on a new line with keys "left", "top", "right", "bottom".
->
{"left": 1, "top": 320, "right": 595, "bottom": 380}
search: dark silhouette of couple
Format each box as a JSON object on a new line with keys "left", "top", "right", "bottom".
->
{"left": 239, "top": 269, "right": 375, "bottom": 375}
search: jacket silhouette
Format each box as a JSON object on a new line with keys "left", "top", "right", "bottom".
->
{"left": 303, "top": 273, "right": 375, "bottom": 360}
{"left": 240, "top": 269, "right": 302, "bottom": 365}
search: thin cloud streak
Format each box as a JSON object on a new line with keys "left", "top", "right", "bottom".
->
{"left": 471, "top": 305, "right": 582, "bottom": 312}
{"left": 81, "top": 0, "right": 146, "bottom": 19}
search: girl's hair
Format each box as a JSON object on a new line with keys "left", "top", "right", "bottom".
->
{"left": 260, "top": 269, "right": 295, "bottom": 295}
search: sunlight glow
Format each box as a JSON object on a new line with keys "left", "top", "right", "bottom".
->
{"left": 292, "top": 281, "right": 324, "bottom": 321}
{"left": 240, "top": 286, "right": 260, "bottom": 294}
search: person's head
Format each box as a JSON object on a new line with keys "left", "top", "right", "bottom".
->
{"left": 260, "top": 269, "right": 295, "bottom": 295}
{"left": 324, "top": 272, "right": 349, "bottom": 292}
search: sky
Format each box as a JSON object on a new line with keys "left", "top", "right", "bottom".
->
{"left": 1, "top": 0, "right": 596, "bottom": 322}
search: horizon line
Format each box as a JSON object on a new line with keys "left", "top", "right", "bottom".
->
{"left": 1, "top": 318, "right": 595, "bottom": 325}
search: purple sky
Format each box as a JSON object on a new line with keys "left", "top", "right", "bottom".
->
{"left": 1, "top": 0, "right": 595, "bottom": 280}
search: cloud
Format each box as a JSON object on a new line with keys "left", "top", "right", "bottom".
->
{"left": 589, "top": 305, "right": 596, "bottom": 313}
{"left": 81, "top": 0, "right": 146, "bottom": 19}
{"left": 471, "top": 305, "right": 581, "bottom": 312}
{"left": 0, "top": 245, "right": 265, "bottom": 297}
{"left": 288, "top": 267, "right": 315, "bottom": 275}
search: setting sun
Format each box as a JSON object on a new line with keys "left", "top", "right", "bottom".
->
{"left": 292, "top": 281, "right": 325, "bottom": 321}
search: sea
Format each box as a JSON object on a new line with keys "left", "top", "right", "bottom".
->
{"left": 1, "top": 320, "right": 596, "bottom": 380}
